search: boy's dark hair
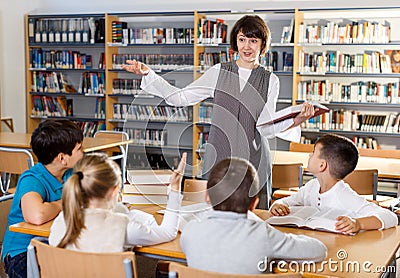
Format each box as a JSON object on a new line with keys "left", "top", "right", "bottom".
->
{"left": 316, "top": 134, "right": 359, "bottom": 179}
{"left": 230, "top": 15, "right": 270, "bottom": 55}
{"left": 207, "top": 157, "right": 259, "bottom": 213}
{"left": 31, "top": 119, "right": 83, "bottom": 165}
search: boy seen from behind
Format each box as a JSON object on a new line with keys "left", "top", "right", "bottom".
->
{"left": 270, "top": 134, "right": 398, "bottom": 234}
{"left": 2, "top": 119, "right": 84, "bottom": 278}
{"left": 180, "top": 157, "right": 327, "bottom": 274}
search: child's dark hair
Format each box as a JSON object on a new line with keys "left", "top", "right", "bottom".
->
{"left": 207, "top": 157, "right": 259, "bottom": 213}
{"left": 316, "top": 134, "right": 359, "bottom": 179}
{"left": 230, "top": 15, "right": 270, "bottom": 54}
{"left": 58, "top": 153, "right": 122, "bottom": 249}
{"left": 31, "top": 119, "right": 83, "bottom": 165}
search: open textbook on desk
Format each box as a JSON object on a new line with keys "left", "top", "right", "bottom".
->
{"left": 257, "top": 101, "right": 329, "bottom": 126}
{"left": 265, "top": 206, "right": 355, "bottom": 234}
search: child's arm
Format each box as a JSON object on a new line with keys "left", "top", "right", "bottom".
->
{"left": 125, "top": 153, "right": 186, "bottom": 246}
{"left": 335, "top": 215, "right": 383, "bottom": 234}
{"left": 21, "top": 192, "right": 62, "bottom": 225}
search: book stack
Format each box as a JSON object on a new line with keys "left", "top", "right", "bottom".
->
{"left": 121, "top": 169, "right": 172, "bottom": 205}
{"left": 112, "top": 21, "right": 128, "bottom": 43}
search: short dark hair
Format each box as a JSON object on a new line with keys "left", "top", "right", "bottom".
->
{"left": 316, "top": 134, "right": 359, "bottom": 179}
{"left": 31, "top": 119, "right": 83, "bottom": 165}
{"left": 230, "top": 15, "right": 270, "bottom": 54}
{"left": 207, "top": 157, "right": 259, "bottom": 213}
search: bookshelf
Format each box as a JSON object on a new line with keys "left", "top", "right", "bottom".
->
{"left": 191, "top": 10, "right": 296, "bottom": 177}
{"left": 292, "top": 8, "right": 400, "bottom": 150}
{"left": 25, "top": 14, "right": 107, "bottom": 137}
{"left": 104, "top": 12, "right": 196, "bottom": 174}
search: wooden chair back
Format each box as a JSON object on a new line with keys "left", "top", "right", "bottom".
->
{"left": 94, "top": 130, "right": 129, "bottom": 183}
{"left": 357, "top": 148, "right": 400, "bottom": 159}
{"left": 289, "top": 142, "right": 314, "bottom": 153}
{"left": 0, "top": 146, "right": 34, "bottom": 197}
{"left": 28, "top": 238, "right": 137, "bottom": 278}
{"left": 272, "top": 163, "right": 303, "bottom": 190}
{"left": 183, "top": 179, "right": 207, "bottom": 203}
{"left": 168, "top": 262, "right": 302, "bottom": 277}
{"left": 343, "top": 169, "right": 378, "bottom": 200}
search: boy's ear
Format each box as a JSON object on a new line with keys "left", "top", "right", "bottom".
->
{"left": 56, "top": 152, "right": 67, "bottom": 165}
{"left": 319, "top": 159, "right": 328, "bottom": 172}
{"left": 249, "top": 196, "right": 259, "bottom": 211}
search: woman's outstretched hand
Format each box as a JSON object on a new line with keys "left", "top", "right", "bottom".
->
{"left": 122, "top": 59, "right": 150, "bottom": 75}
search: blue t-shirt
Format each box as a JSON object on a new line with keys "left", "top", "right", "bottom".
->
{"left": 1, "top": 163, "right": 72, "bottom": 261}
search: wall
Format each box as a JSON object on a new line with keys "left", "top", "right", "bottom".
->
{"left": 1, "top": 0, "right": 400, "bottom": 132}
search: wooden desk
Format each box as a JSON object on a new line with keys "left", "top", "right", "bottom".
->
{"left": 0, "top": 132, "right": 132, "bottom": 153}
{"left": 271, "top": 150, "right": 400, "bottom": 181}
{"left": 9, "top": 206, "right": 400, "bottom": 277}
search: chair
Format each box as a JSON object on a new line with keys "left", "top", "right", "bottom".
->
{"left": 0, "top": 147, "right": 35, "bottom": 201}
{"left": 168, "top": 262, "right": 302, "bottom": 277}
{"left": 183, "top": 179, "right": 207, "bottom": 203}
{"left": 272, "top": 163, "right": 304, "bottom": 190}
{"left": 289, "top": 142, "right": 314, "bottom": 153}
{"left": 343, "top": 169, "right": 378, "bottom": 200}
{"left": 27, "top": 237, "right": 137, "bottom": 278}
{"left": 94, "top": 130, "right": 129, "bottom": 184}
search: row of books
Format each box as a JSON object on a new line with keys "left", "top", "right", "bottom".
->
{"left": 125, "top": 128, "right": 167, "bottom": 146}
{"left": 198, "top": 50, "right": 293, "bottom": 73}
{"left": 124, "top": 151, "right": 172, "bottom": 170}
{"left": 111, "top": 53, "right": 194, "bottom": 71}
{"left": 74, "top": 121, "right": 106, "bottom": 138}
{"left": 198, "top": 103, "right": 213, "bottom": 123}
{"left": 112, "top": 22, "right": 194, "bottom": 45}
{"left": 298, "top": 50, "right": 392, "bottom": 74}
{"left": 300, "top": 135, "right": 381, "bottom": 150}
{"left": 197, "top": 131, "right": 209, "bottom": 150}
{"left": 31, "top": 95, "right": 68, "bottom": 117}
{"left": 297, "top": 80, "right": 400, "bottom": 104}
{"left": 77, "top": 72, "right": 105, "bottom": 95}
{"left": 197, "top": 18, "right": 228, "bottom": 45}
{"left": 298, "top": 20, "right": 390, "bottom": 44}
{"left": 280, "top": 19, "right": 294, "bottom": 44}
{"left": 29, "top": 48, "right": 94, "bottom": 70}
{"left": 302, "top": 110, "right": 400, "bottom": 134}
{"left": 111, "top": 78, "right": 175, "bottom": 95}
{"left": 353, "top": 136, "right": 380, "bottom": 150}
{"left": 31, "top": 95, "right": 106, "bottom": 119}
{"left": 113, "top": 103, "right": 191, "bottom": 122}
{"left": 28, "top": 17, "right": 105, "bottom": 44}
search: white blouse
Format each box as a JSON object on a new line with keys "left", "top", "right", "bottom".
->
{"left": 141, "top": 63, "right": 301, "bottom": 142}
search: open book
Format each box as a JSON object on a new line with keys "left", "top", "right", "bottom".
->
{"left": 257, "top": 101, "right": 329, "bottom": 126}
{"left": 266, "top": 206, "right": 355, "bottom": 234}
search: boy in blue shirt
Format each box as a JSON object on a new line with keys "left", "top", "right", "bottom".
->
{"left": 2, "top": 119, "right": 83, "bottom": 278}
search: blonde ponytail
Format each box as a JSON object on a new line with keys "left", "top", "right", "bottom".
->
{"left": 57, "top": 153, "right": 121, "bottom": 248}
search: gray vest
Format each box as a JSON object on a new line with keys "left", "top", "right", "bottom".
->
{"left": 203, "top": 61, "right": 272, "bottom": 205}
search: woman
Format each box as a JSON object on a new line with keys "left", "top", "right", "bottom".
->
{"left": 123, "top": 15, "right": 314, "bottom": 208}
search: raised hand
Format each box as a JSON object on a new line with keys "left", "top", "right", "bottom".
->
{"left": 170, "top": 152, "right": 187, "bottom": 192}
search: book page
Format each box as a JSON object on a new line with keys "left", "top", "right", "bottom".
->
{"left": 305, "top": 207, "right": 354, "bottom": 232}
{"left": 266, "top": 206, "right": 319, "bottom": 226}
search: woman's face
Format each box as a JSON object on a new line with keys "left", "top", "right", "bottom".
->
{"left": 236, "top": 31, "right": 262, "bottom": 66}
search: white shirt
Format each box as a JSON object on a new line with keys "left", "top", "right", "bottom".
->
{"left": 141, "top": 64, "right": 301, "bottom": 142}
{"left": 49, "top": 191, "right": 183, "bottom": 251}
{"left": 273, "top": 179, "right": 398, "bottom": 230}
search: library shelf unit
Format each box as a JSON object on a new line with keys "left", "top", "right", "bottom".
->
{"left": 104, "top": 12, "right": 196, "bottom": 174}
{"left": 191, "top": 9, "right": 296, "bottom": 177}
{"left": 25, "top": 14, "right": 107, "bottom": 136}
{"left": 292, "top": 8, "right": 400, "bottom": 150}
